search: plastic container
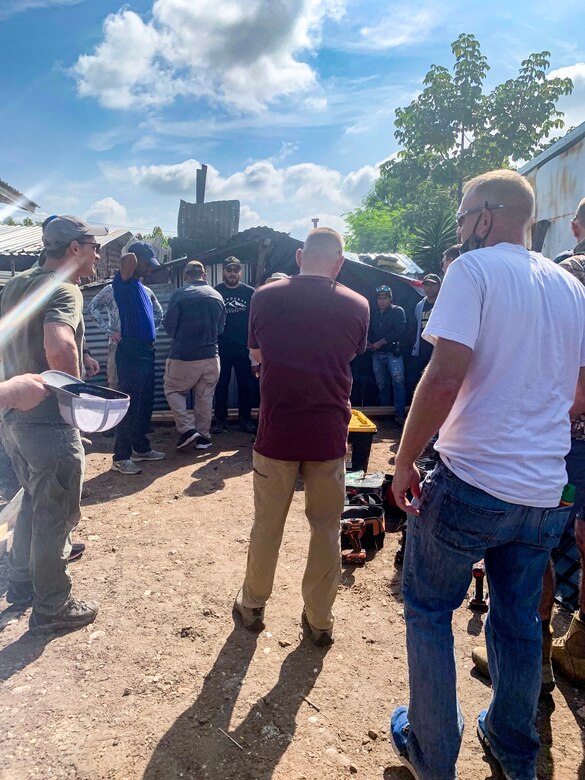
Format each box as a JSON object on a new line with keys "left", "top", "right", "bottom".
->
{"left": 347, "top": 409, "right": 377, "bottom": 472}
{"left": 41, "top": 370, "right": 130, "bottom": 433}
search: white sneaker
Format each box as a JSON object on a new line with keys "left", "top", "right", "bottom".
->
{"left": 131, "top": 449, "right": 165, "bottom": 461}
{"left": 112, "top": 459, "right": 141, "bottom": 475}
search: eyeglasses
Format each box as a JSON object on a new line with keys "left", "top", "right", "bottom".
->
{"left": 77, "top": 241, "right": 100, "bottom": 252}
{"left": 456, "top": 202, "right": 504, "bottom": 228}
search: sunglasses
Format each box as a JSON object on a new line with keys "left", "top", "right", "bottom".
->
{"left": 77, "top": 241, "right": 101, "bottom": 251}
{"left": 376, "top": 285, "right": 392, "bottom": 294}
{"left": 456, "top": 202, "right": 504, "bottom": 228}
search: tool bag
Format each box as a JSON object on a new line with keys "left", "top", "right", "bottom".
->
{"left": 341, "top": 501, "right": 385, "bottom": 551}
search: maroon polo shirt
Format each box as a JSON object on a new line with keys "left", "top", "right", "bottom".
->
{"left": 249, "top": 275, "right": 369, "bottom": 461}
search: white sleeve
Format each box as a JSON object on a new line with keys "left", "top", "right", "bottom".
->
{"left": 423, "top": 260, "right": 483, "bottom": 350}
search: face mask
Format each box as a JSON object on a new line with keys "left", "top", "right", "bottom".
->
{"left": 460, "top": 212, "right": 492, "bottom": 254}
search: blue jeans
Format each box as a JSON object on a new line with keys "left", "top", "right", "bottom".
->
{"left": 371, "top": 352, "right": 405, "bottom": 417}
{"left": 402, "top": 460, "right": 570, "bottom": 780}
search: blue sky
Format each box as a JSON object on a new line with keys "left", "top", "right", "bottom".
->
{"left": 1, "top": 0, "right": 585, "bottom": 239}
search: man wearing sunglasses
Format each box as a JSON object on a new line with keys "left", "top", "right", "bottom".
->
{"left": 389, "top": 170, "right": 585, "bottom": 780}
{"left": 1, "top": 215, "right": 108, "bottom": 635}
{"left": 368, "top": 284, "right": 406, "bottom": 426}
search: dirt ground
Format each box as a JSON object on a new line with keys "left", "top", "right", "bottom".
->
{"left": 1, "top": 421, "right": 584, "bottom": 780}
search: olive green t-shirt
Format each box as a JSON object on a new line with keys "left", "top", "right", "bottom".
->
{"left": 1, "top": 266, "right": 84, "bottom": 423}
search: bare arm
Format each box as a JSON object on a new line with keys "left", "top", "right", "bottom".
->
{"left": 119, "top": 252, "right": 138, "bottom": 281}
{"left": 250, "top": 348, "right": 263, "bottom": 364}
{"left": 44, "top": 322, "right": 80, "bottom": 377}
{"left": 392, "top": 337, "right": 473, "bottom": 513}
{"left": 570, "top": 366, "right": 585, "bottom": 420}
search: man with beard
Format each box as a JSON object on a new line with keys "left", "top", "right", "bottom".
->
{"left": 212, "top": 257, "right": 256, "bottom": 433}
{"left": 2, "top": 215, "right": 107, "bottom": 634}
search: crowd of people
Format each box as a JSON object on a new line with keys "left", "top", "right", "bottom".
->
{"left": 1, "top": 168, "right": 585, "bottom": 780}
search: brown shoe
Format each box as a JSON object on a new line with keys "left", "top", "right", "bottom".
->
{"left": 472, "top": 632, "right": 556, "bottom": 695}
{"left": 233, "top": 588, "right": 265, "bottom": 632}
{"left": 29, "top": 598, "right": 98, "bottom": 636}
{"left": 302, "top": 609, "right": 334, "bottom": 647}
{"left": 552, "top": 614, "right": 585, "bottom": 686}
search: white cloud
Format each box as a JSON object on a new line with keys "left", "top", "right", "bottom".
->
{"left": 549, "top": 63, "right": 585, "bottom": 131}
{"left": 239, "top": 203, "right": 262, "bottom": 230}
{"left": 104, "top": 157, "right": 379, "bottom": 216}
{"left": 84, "top": 197, "right": 128, "bottom": 228}
{"left": 0, "top": 0, "right": 83, "bottom": 20}
{"left": 72, "top": 0, "right": 345, "bottom": 112}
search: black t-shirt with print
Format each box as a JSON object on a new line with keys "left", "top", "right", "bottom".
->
{"left": 419, "top": 299, "right": 435, "bottom": 363}
{"left": 215, "top": 282, "right": 255, "bottom": 349}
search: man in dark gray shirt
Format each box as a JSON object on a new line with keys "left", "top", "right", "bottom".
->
{"left": 163, "top": 260, "right": 226, "bottom": 450}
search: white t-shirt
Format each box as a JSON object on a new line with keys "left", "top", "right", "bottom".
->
{"left": 424, "top": 243, "right": 585, "bottom": 507}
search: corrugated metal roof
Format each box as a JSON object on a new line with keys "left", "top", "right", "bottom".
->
{"left": 0, "top": 225, "right": 43, "bottom": 254}
{"left": 520, "top": 121, "right": 585, "bottom": 176}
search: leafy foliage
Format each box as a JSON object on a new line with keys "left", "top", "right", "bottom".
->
{"left": 410, "top": 210, "right": 458, "bottom": 273}
{"left": 345, "top": 34, "right": 573, "bottom": 257}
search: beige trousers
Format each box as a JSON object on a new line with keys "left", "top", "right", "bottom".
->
{"left": 164, "top": 357, "right": 220, "bottom": 436}
{"left": 242, "top": 451, "right": 345, "bottom": 631}
{"left": 107, "top": 341, "right": 118, "bottom": 390}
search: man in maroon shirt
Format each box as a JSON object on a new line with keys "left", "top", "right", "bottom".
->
{"left": 234, "top": 228, "right": 369, "bottom": 645}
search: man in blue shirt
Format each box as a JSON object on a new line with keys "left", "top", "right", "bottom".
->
{"left": 112, "top": 242, "right": 165, "bottom": 474}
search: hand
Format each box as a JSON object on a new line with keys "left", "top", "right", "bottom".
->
{"left": 2, "top": 374, "right": 48, "bottom": 411}
{"left": 251, "top": 364, "right": 260, "bottom": 379}
{"left": 392, "top": 460, "right": 422, "bottom": 515}
{"left": 110, "top": 332, "right": 122, "bottom": 344}
{"left": 83, "top": 354, "right": 100, "bottom": 378}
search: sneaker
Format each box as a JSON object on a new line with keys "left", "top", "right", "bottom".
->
{"left": 477, "top": 710, "right": 524, "bottom": 780}
{"left": 210, "top": 419, "right": 228, "bottom": 434}
{"left": 112, "top": 459, "right": 142, "bottom": 475}
{"left": 389, "top": 706, "right": 421, "bottom": 780}
{"left": 239, "top": 418, "right": 257, "bottom": 434}
{"left": 29, "top": 598, "right": 98, "bottom": 636}
{"left": 472, "top": 641, "right": 556, "bottom": 696}
{"left": 233, "top": 588, "right": 265, "bottom": 632}
{"left": 176, "top": 430, "right": 201, "bottom": 450}
{"left": 301, "top": 609, "right": 334, "bottom": 647}
{"left": 6, "top": 581, "right": 34, "bottom": 608}
{"left": 195, "top": 435, "right": 212, "bottom": 450}
{"left": 131, "top": 449, "right": 165, "bottom": 461}
{"left": 67, "top": 543, "right": 86, "bottom": 563}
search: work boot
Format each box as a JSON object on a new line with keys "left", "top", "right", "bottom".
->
{"left": 233, "top": 588, "right": 265, "bottom": 632}
{"left": 301, "top": 609, "right": 334, "bottom": 647}
{"left": 472, "top": 630, "right": 556, "bottom": 696}
{"left": 29, "top": 598, "right": 98, "bottom": 636}
{"left": 6, "top": 581, "right": 34, "bottom": 608}
{"left": 552, "top": 613, "right": 585, "bottom": 686}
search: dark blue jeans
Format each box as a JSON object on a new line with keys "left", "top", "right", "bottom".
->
{"left": 113, "top": 337, "right": 155, "bottom": 461}
{"left": 402, "top": 460, "right": 570, "bottom": 780}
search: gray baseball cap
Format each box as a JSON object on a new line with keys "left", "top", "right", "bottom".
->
{"left": 42, "top": 215, "right": 108, "bottom": 251}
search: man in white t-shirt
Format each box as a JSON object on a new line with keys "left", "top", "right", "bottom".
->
{"left": 388, "top": 169, "right": 585, "bottom": 780}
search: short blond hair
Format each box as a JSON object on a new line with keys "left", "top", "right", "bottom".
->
{"left": 303, "top": 227, "right": 343, "bottom": 260}
{"left": 463, "top": 169, "right": 534, "bottom": 226}
{"left": 575, "top": 198, "right": 585, "bottom": 226}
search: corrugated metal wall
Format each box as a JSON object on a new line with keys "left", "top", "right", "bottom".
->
{"left": 83, "top": 275, "right": 247, "bottom": 412}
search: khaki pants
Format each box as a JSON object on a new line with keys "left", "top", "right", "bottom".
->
{"left": 107, "top": 340, "right": 118, "bottom": 390}
{"left": 164, "top": 357, "right": 220, "bottom": 437}
{"left": 242, "top": 451, "right": 345, "bottom": 631}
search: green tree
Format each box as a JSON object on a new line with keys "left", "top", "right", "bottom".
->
{"left": 21, "top": 217, "right": 34, "bottom": 226}
{"left": 2, "top": 217, "right": 16, "bottom": 226}
{"left": 394, "top": 34, "right": 572, "bottom": 200}
{"left": 346, "top": 34, "right": 573, "bottom": 255}
{"left": 344, "top": 206, "right": 409, "bottom": 253}
{"left": 144, "top": 225, "right": 170, "bottom": 248}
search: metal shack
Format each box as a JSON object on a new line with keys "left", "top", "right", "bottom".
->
{"left": 520, "top": 121, "right": 585, "bottom": 259}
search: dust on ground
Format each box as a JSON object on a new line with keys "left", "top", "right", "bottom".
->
{"left": 0, "top": 421, "right": 584, "bottom": 780}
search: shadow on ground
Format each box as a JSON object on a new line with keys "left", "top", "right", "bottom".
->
{"left": 143, "top": 621, "right": 330, "bottom": 780}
